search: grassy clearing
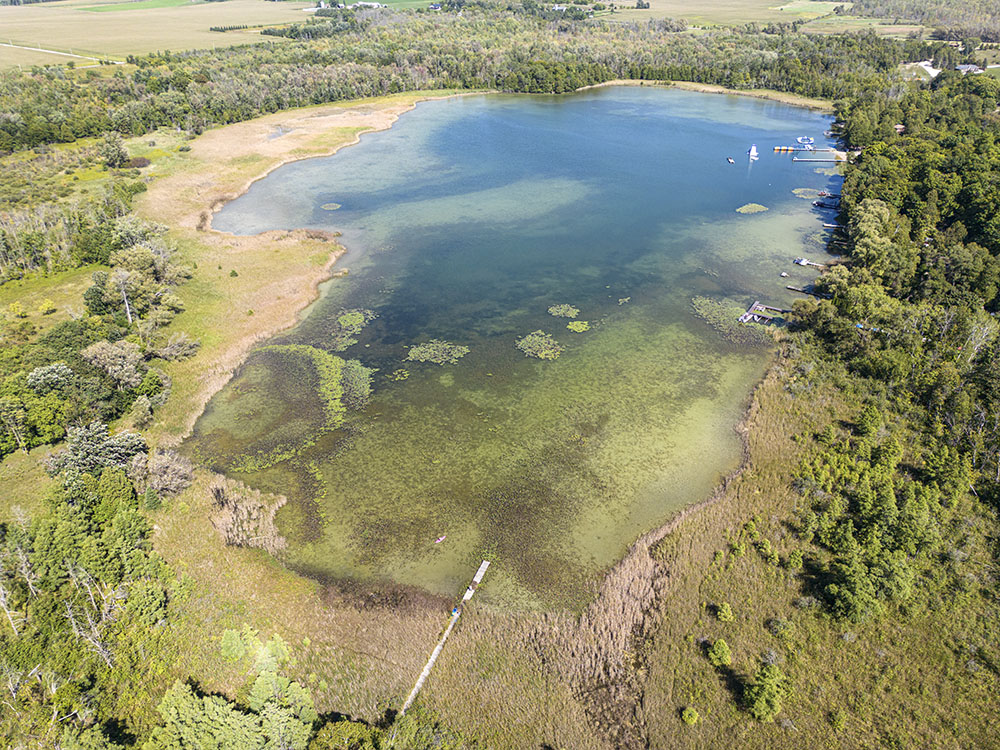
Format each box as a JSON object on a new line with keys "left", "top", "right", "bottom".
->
{"left": 0, "top": 44, "right": 87, "bottom": 68}
{"left": 0, "top": 447, "right": 54, "bottom": 523}
{"left": 0, "top": 264, "right": 99, "bottom": 332}
{"left": 0, "top": 0, "right": 311, "bottom": 66}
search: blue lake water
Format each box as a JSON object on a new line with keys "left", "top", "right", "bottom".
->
{"left": 193, "top": 86, "right": 838, "bottom": 609}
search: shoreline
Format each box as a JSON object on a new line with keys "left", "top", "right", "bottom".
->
{"left": 146, "top": 84, "right": 806, "bottom": 588}
{"left": 200, "top": 90, "right": 489, "bottom": 236}
{"left": 140, "top": 82, "right": 829, "bottom": 444}
{"left": 577, "top": 78, "right": 834, "bottom": 112}
{"left": 144, "top": 85, "right": 802, "bottom": 609}
{"left": 139, "top": 87, "right": 806, "bottom": 738}
{"left": 137, "top": 90, "right": 481, "bottom": 444}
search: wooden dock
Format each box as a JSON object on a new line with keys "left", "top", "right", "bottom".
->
{"left": 739, "top": 300, "right": 790, "bottom": 324}
{"left": 399, "top": 560, "right": 491, "bottom": 717}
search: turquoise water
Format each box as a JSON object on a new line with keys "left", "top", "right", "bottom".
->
{"left": 193, "top": 87, "right": 837, "bottom": 609}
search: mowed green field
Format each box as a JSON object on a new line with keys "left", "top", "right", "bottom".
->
{"left": 0, "top": 0, "right": 314, "bottom": 66}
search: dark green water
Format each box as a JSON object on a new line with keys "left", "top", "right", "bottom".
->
{"left": 195, "top": 87, "right": 837, "bottom": 609}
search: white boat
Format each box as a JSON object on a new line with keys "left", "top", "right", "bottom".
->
{"left": 797, "top": 136, "right": 815, "bottom": 145}
{"left": 747, "top": 144, "right": 759, "bottom": 160}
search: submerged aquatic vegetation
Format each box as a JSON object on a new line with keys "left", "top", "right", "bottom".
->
{"left": 330, "top": 308, "right": 377, "bottom": 351}
{"left": 230, "top": 434, "right": 319, "bottom": 474}
{"left": 387, "top": 368, "right": 410, "bottom": 381}
{"left": 406, "top": 339, "right": 470, "bottom": 365}
{"left": 691, "top": 296, "right": 772, "bottom": 346}
{"left": 516, "top": 330, "right": 564, "bottom": 359}
{"left": 258, "top": 344, "right": 345, "bottom": 428}
{"left": 228, "top": 345, "right": 352, "bottom": 473}
{"left": 567, "top": 320, "right": 590, "bottom": 332}
{"left": 736, "top": 203, "right": 769, "bottom": 214}
{"left": 340, "top": 359, "right": 375, "bottom": 410}
{"left": 548, "top": 303, "right": 580, "bottom": 318}
{"left": 618, "top": 297, "right": 631, "bottom": 305}
{"left": 792, "top": 188, "right": 817, "bottom": 199}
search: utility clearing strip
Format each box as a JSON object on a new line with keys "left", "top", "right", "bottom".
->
{"left": 399, "top": 560, "right": 490, "bottom": 716}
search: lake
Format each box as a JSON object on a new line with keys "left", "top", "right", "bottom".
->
{"left": 192, "top": 86, "right": 837, "bottom": 610}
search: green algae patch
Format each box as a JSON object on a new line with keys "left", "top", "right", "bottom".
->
{"left": 516, "top": 330, "right": 564, "bottom": 359}
{"left": 548, "top": 304, "right": 580, "bottom": 318}
{"left": 567, "top": 320, "right": 590, "bottom": 332}
{"left": 736, "top": 203, "right": 769, "bottom": 214}
{"left": 406, "top": 339, "right": 470, "bottom": 365}
{"left": 792, "top": 188, "right": 817, "bottom": 199}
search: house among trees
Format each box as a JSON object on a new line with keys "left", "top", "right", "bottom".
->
{"left": 956, "top": 63, "right": 984, "bottom": 74}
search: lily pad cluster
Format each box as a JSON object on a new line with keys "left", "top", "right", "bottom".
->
{"left": 406, "top": 339, "right": 470, "bottom": 365}
{"left": 516, "top": 330, "right": 564, "bottom": 360}
{"left": 736, "top": 203, "right": 769, "bottom": 214}
{"left": 547, "top": 304, "right": 580, "bottom": 318}
{"left": 330, "top": 308, "right": 377, "bottom": 351}
{"left": 566, "top": 320, "right": 590, "bottom": 332}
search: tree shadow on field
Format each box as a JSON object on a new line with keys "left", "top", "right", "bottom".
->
{"left": 699, "top": 641, "right": 746, "bottom": 706}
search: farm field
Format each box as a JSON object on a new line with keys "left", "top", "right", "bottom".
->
{"left": 614, "top": 0, "right": 847, "bottom": 25}
{"left": 0, "top": 43, "right": 86, "bottom": 68}
{"left": 0, "top": 0, "right": 312, "bottom": 66}
{"left": 800, "top": 14, "right": 924, "bottom": 37}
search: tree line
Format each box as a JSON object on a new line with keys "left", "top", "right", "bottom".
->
{"left": 0, "top": 7, "right": 939, "bottom": 153}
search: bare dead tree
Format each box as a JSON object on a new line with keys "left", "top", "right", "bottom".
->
{"left": 63, "top": 602, "right": 112, "bottom": 668}
{"left": 0, "top": 580, "right": 22, "bottom": 637}
{"left": 14, "top": 547, "right": 39, "bottom": 599}
{"left": 66, "top": 561, "right": 98, "bottom": 613}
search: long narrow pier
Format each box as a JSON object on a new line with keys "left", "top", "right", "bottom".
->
{"left": 773, "top": 146, "right": 837, "bottom": 153}
{"left": 793, "top": 157, "right": 845, "bottom": 163}
{"left": 399, "top": 560, "right": 491, "bottom": 717}
{"left": 787, "top": 285, "right": 831, "bottom": 299}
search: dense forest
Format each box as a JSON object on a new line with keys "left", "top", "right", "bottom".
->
{"left": 777, "top": 69, "right": 1000, "bottom": 627}
{"left": 2, "top": 2, "right": 1000, "bottom": 746}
